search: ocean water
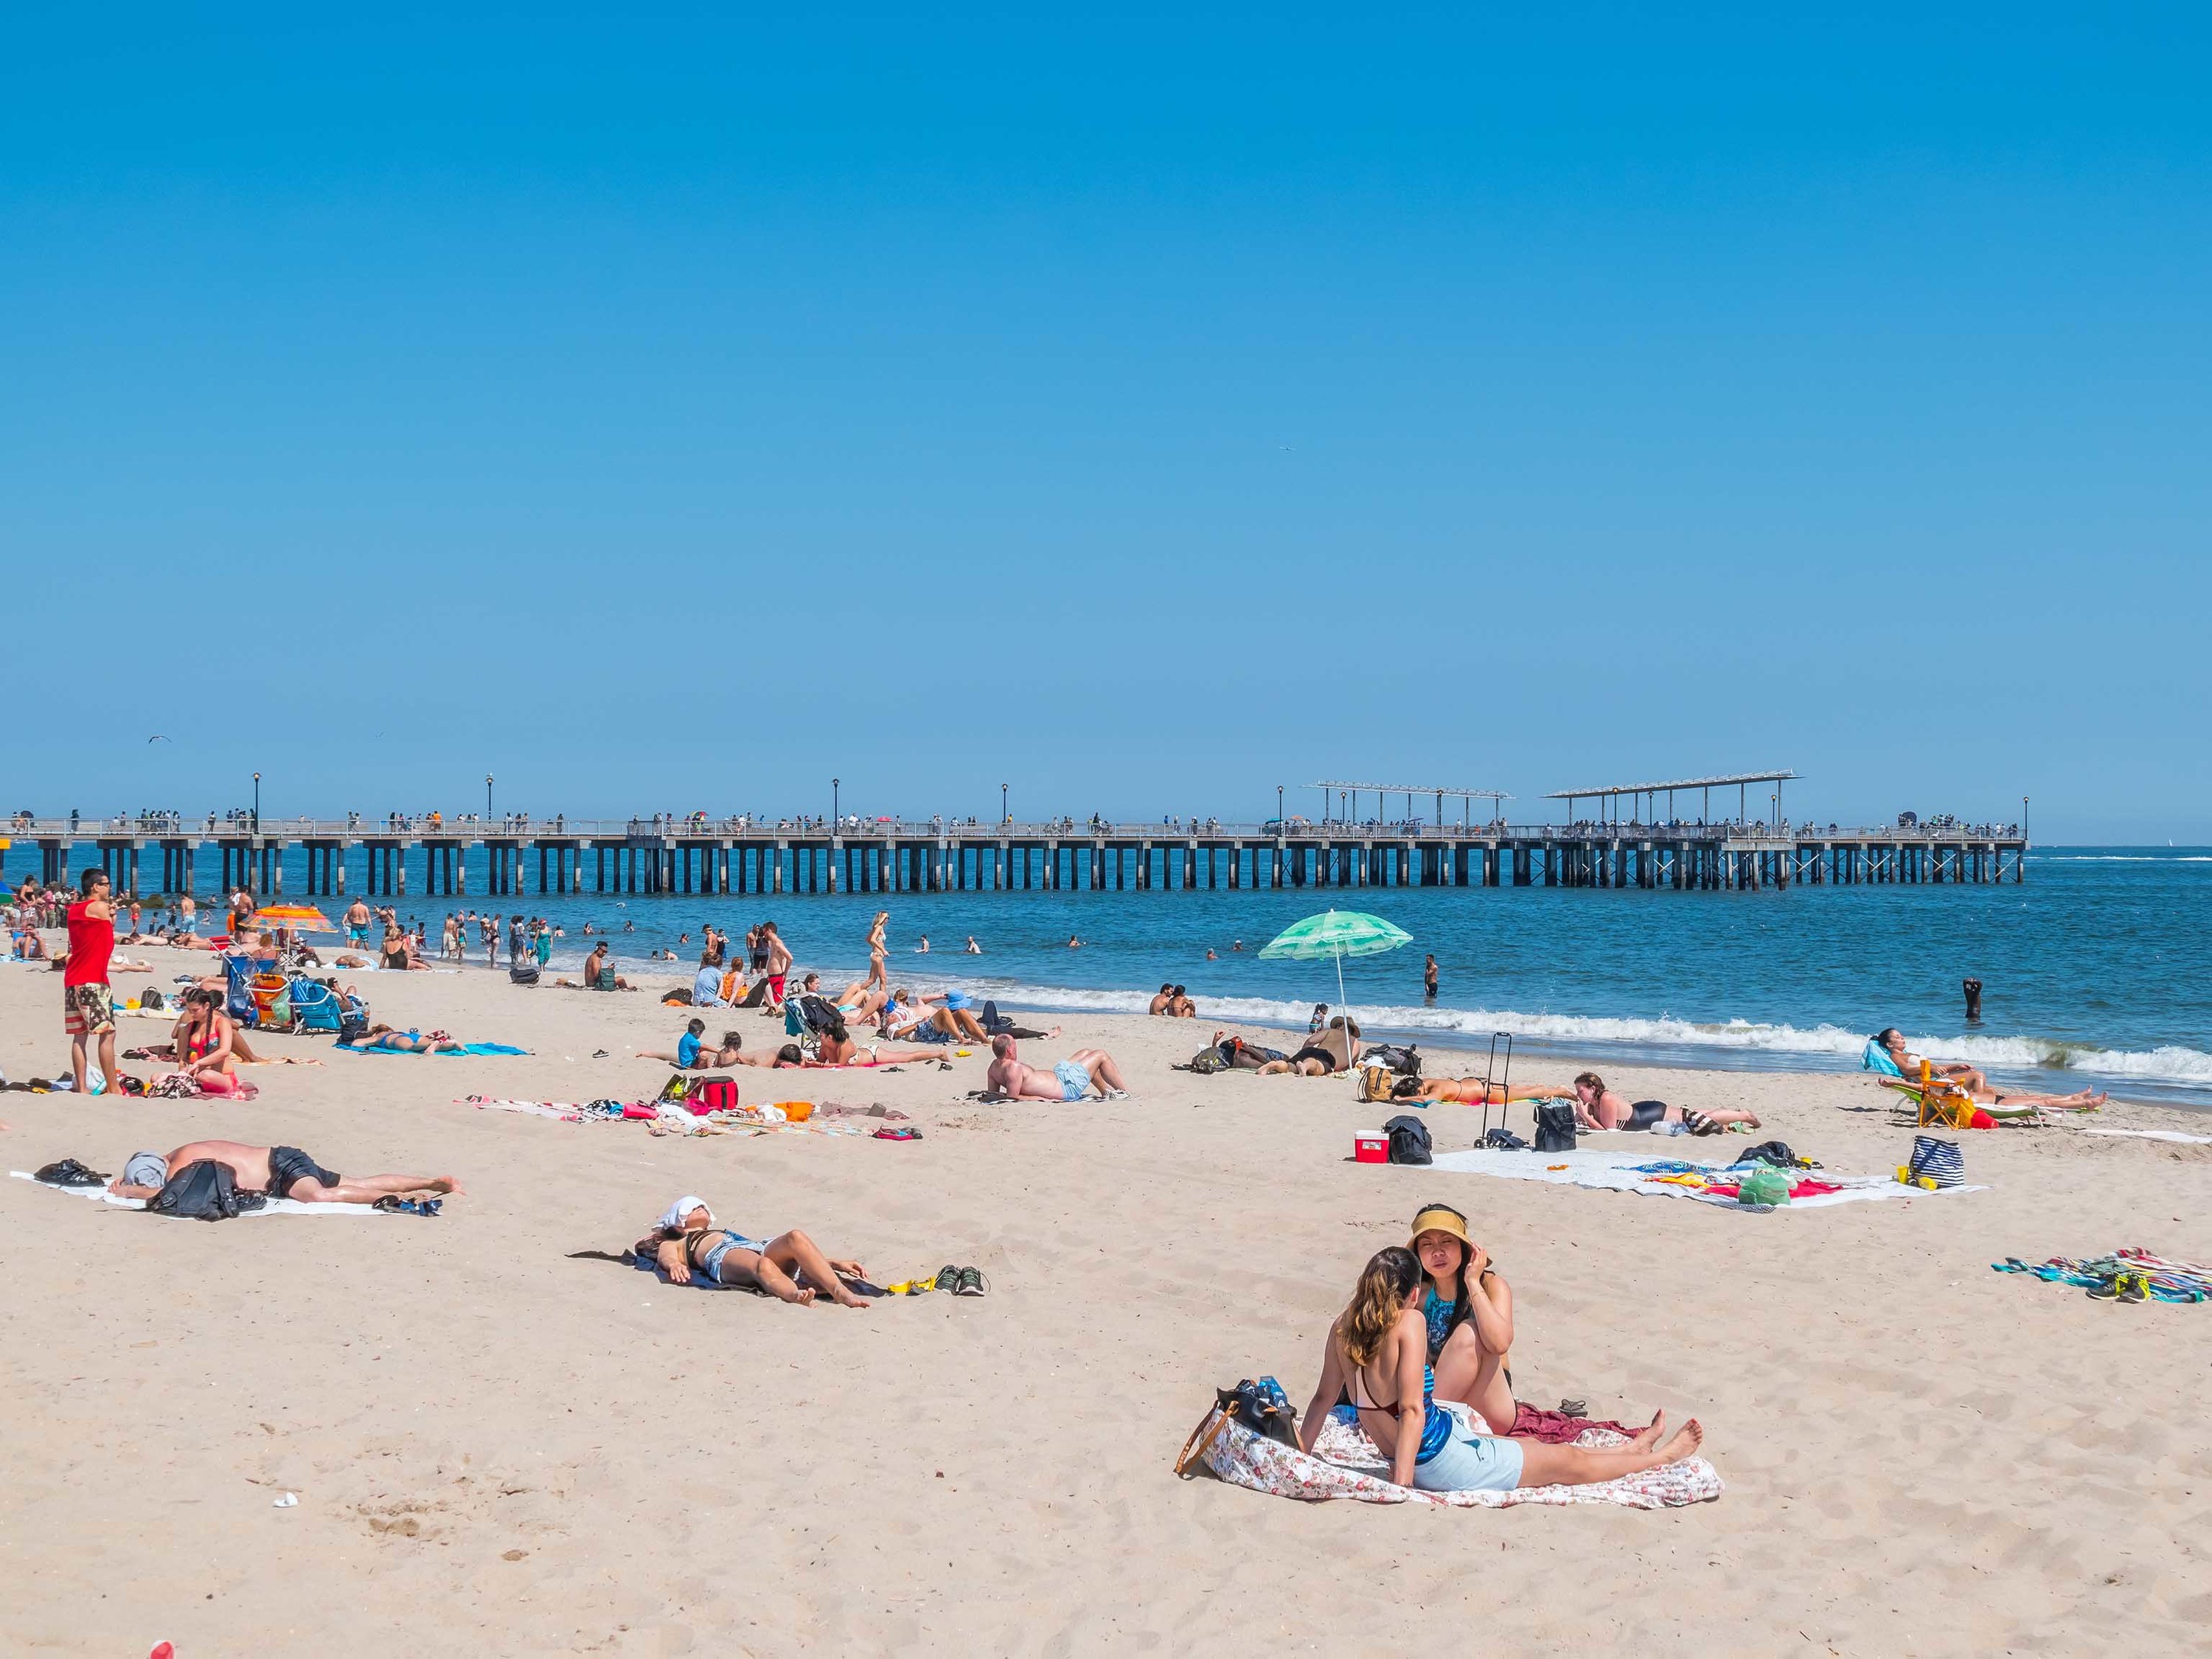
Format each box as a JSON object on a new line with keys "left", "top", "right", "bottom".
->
{"left": 40, "top": 845, "right": 2212, "bottom": 1107}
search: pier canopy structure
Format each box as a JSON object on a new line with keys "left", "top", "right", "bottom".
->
{"left": 1545, "top": 771, "right": 1799, "bottom": 828}
{"left": 1308, "top": 782, "right": 1513, "bottom": 830}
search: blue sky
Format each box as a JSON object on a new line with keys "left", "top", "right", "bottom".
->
{"left": 5, "top": 7, "right": 2207, "bottom": 838}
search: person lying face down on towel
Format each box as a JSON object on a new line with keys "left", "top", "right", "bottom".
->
{"left": 1298, "top": 1245, "right": 1706, "bottom": 1494}
{"left": 636, "top": 1197, "right": 873, "bottom": 1309}
{"left": 1567, "top": 1074, "right": 1764, "bottom": 1135}
{"left": 107, "top": 1141, "right": 462, "bottom": 1206}
{"left": 984, "top": 1034, "right": 1131, "bottom": 1102}
{"left": 1255, "top": 1017, "right": 1362, "bottom": 1077}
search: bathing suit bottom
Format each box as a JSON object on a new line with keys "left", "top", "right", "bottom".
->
{"left": 1054, "top": 1060, "right": 1092, "bottom": 1102}
{"left": 1413, "top": 1403, "right": 1526, "bottom": 1493}
{"left": 267, "top": 1145, "right": 340, "bottom": 1200}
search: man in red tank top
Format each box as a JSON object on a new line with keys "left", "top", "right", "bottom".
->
{"left": 65, "top": 867, "right": 119, "bottom": 1093}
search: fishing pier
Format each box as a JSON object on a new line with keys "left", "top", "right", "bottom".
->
{"left": 10, "top": 773, "right": 2027, "bottom": 900}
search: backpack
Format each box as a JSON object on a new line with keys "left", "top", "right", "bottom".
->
{"left": 1532, "top": 1102, "right": 1578, "bottom": 1153}
{"left": 1478, "top": 1126, "right": 1528, "bottom": 1150}
{"left": 1187, "top": 1046, "right": 1228, "bottom": 1075}
{"left": 1357, "top": 1065, "right": 1402, "bottom": 1103}
{"left": 509, "top": 964, "right": 541, "bottom": 986}
{"left": 145, "top": 1159, "right": 267, "bottom": 1222}
{"left": 140, "top": 987, "right": 167, "bottom": 1012}
{"left": 1358, "top": 1043, "right": 1422, "bottom": 1077}
{"left": 1384, "top": 1113, "right": 1433, "bottom": 1166}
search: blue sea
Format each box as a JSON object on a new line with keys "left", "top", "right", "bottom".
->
{"left": 29, "top": 845, "right": 2212, "bottom": 1108}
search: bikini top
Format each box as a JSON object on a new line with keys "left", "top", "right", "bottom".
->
{"left": 1349, "top": 1358, "right": 1454, "bottom": 1461}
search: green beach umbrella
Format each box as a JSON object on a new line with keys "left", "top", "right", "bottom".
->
{"left": 1259, "top": 908, "right": 1413, "bottom": 1032}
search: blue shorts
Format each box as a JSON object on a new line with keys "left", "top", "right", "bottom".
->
{"left": 347, "top": 925, "right": 369, "bottom": 945}
{"left": 1054, "top": 1060, "right": 1091, "bottom": 1102}
{"left": 908, "top": 1022, "right": 953, "bottom": 1045}
{"left": 1413, "top": 1405, "right": 1525, "bottom": 1493}
{"left": 700, "top": 1231, "right": 769, "bottom": 1284}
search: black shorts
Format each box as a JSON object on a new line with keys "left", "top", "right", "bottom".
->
{"left": 267, "top": 1145, "right": 340, "bottom": 1199}
{"left": 1290, "top": 1045, "right": 1335, "bottom": 1070}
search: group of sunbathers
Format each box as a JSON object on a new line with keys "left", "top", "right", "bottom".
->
{"left": 1301, "top": 1203, "right": 1707, "bottom": 1492}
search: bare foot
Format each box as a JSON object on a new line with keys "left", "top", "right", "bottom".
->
{"left": 1627, "top": 1411, "right": 1666, "bottom": 1453}
{"left": 422, "top": 1177, "right": 464, "bottom": 1197}
{"left": 832, "top": 1289, "right": 873, "bottom": 1310}
{"left": 787, "top": 1287, "right": 818, "bottom": 1307}
{"left": 1656, "top": 1419, "right": 1704, "bottom": 1462}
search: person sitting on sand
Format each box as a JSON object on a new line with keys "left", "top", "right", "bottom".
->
{"left": 109, "top": 1140, "right": 461, "bottom": 1207}
{"left": 888, "top": 990, "right": 989, "bottom": 1046}
{"left": 1564, "top": 1072, "right": 1764, "bottom": 1135}
{"left": 984, "top": 1034, "right": 1130, "bottom": 1101}
{"left": 1297, "top": 1245, "right": 1704, "bottom": 1493}
{"left": 1148, "top": 983, "right": 1175, "bottom": 1016}
{"left": 349, "top": 1023, "right": 466, "bottom": 1054}
{"left": 1408, "top": 1204, "right": 1517, "bottom": 1433}
{"left": 1869, "top": 1027, "right": 2107, "bottom": 1109}
{"left": 635, "top": 1197, "right": 872, "bottom": 1308}
{"left": 691, "top": 954, "right": 726, "bottom": 1008}
{"left": 1256, "top": 1017, "right": 1362, "bottom": 1077}
{"left": 1166, "top": 985, "right": 1197, "bottom": 1018}
{"left": 582, "top": 942, "right": 632, "bottom": 991}
{"left": 643, "top": 1018, "right": 723, "bottom": 1070}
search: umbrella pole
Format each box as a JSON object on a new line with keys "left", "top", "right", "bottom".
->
{"left": 1335, "top": 947, "right": 1349, "bottom": 1042}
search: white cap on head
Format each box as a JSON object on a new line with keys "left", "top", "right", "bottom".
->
{"left": 658, "top": 1196, "right": 712, "bottom": 1231}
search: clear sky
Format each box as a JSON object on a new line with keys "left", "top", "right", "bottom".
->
{"left": 5, "top": 7, "right": 2207, "bottom": 839}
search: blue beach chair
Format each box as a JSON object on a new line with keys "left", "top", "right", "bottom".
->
{"left": 223, "top": 954, "right": 260, "bottom": 1029}
{"left": 287, "top": 977, "right": 346, "bottom": 1034}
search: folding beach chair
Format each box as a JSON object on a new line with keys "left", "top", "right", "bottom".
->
{"left": 222, "top": 953, "right": 260, "bottom": 1029}
{"left": 286, "top": 977, "right": 346, "bottom": 1034}
{"left": 1877, "top": 1077, "right": 2043, "bottom": 1129}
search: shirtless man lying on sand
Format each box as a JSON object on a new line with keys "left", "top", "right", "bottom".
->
{"left": 984, "top": 1034, "right": 1130, "bottom": 1101}
{"left": 108, "top": 1141, "right": 461, "bottom": 1206}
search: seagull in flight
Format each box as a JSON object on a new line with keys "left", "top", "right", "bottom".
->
{"left": 147, "top": 734, "right": 170, "bottom": 742}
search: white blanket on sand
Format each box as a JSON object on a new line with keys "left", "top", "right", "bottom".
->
{"left": 10, "top": 1171, "right": 378, "bottom": 1217}
{"left": 1423, "top": 1146, "right": 1983, "bottom": 1208}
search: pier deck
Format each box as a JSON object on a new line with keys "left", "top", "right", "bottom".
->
{"left": 9, "top": 817, "right": 2028, "bottom": 898}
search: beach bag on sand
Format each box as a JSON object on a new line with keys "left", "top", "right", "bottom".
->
{"left": 1532, "top": 1102, "right": 1578, "bottom": 1154}
{"left": 657, "top": 1073, "right": 696, "bottom": 1105}
{"left": 1217, "top": 1377, "right": 1299, "bottom": 1447}
{"left": 1357, "top": 1065, "right": 1399, "bottom": 1103}
{"left": 694, "top": 1076, "right": 740, "bottom": 1113}
{"left": 146, "top": 1159, "right": 266, "bottom": 1221}
{"left": 1188, "top": 1046, "right": 1228, "bottom": 1075}
{"left": 1908, "top": 1135, "right": 1966, "bottom": 1189}
{"left": 1385, "top": 1114, "right": 1433, "bottom": 1166}
{"left": 1358, "top": 1044, "right": 1422, "bottom": 1077}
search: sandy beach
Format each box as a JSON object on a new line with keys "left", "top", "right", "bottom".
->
{"left": 4, "top": 950, "right": 2210, "bottom": 1656}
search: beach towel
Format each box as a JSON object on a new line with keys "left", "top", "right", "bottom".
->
{"left": 1181, "top": 1408, "right": 1721, "bottom": 1510}
{"left": 338, "top": 1040, "right": 530, "bottom": 1057}
{"left": 2084, "top": 1128, "right": 2212, "bottom": 1146}
{"left": 1862, "top": 1040, "right": 1905, "bottom": 1077}
{"left": 1424, "top": 1146, "right": 1982, "bottom": 1208}
{"left": 10, "top": 1170, "right": 378, "bottom": 1217}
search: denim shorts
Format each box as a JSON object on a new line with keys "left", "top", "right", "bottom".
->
{"left": 1412, "top": 1405, "right": 1525, "bottom": 1493}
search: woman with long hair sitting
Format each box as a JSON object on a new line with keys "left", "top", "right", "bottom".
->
{"left": 1298, "top": 1246, "right": 1703, "bottom": 1492}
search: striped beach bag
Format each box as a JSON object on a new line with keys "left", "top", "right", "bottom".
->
{"left": 1908, "top": 1135, "right": 1966, "bottom": 1189}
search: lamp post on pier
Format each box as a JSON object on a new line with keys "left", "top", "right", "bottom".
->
{"left": 1276, "top": 785, "right": 1284, "bottom": 824}
{"left": 252, "top": 772, "right": 260, "bottom": 833}
{"left": 486, "top": 774, "right": 494, "bottom": 823}
{"left": 1001, "top": 782, "right": 1008, "bottom": 826}
{"left": 833, "top": 777, "right": 841, "bottom": 829}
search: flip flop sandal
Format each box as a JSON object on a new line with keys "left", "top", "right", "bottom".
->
{"left": 372, "top": 1195, "right": 443, "bottom": 1217}
{"left": 953, "top": 1267, "right": 990, "bottom": 1297}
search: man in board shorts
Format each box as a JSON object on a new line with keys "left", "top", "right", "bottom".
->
{"left": 65, "top": 868, "right": 119, "bottom": 1093}
{"left": 344, "top": 898, "right": 372, "bottom": 950}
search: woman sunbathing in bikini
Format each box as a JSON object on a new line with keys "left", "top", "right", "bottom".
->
{"left": 1298, "top": 1246, "right": 1705, "bottom": 1493}
{"left": 1567, "top": 1074, "right": 1762, "bottom": 1135}
{"left": 636, "top": 1197, "right": 874, "bottom": 1308}
{"left": 1396, "top": 1074, "right": 1561, "bottom": 1106}
{"left": 1872, "top": 1029, "right": 2106, "bottom": 1109}
{"left": 351, "top": 1023, "right": 466, "bottom": 1054}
